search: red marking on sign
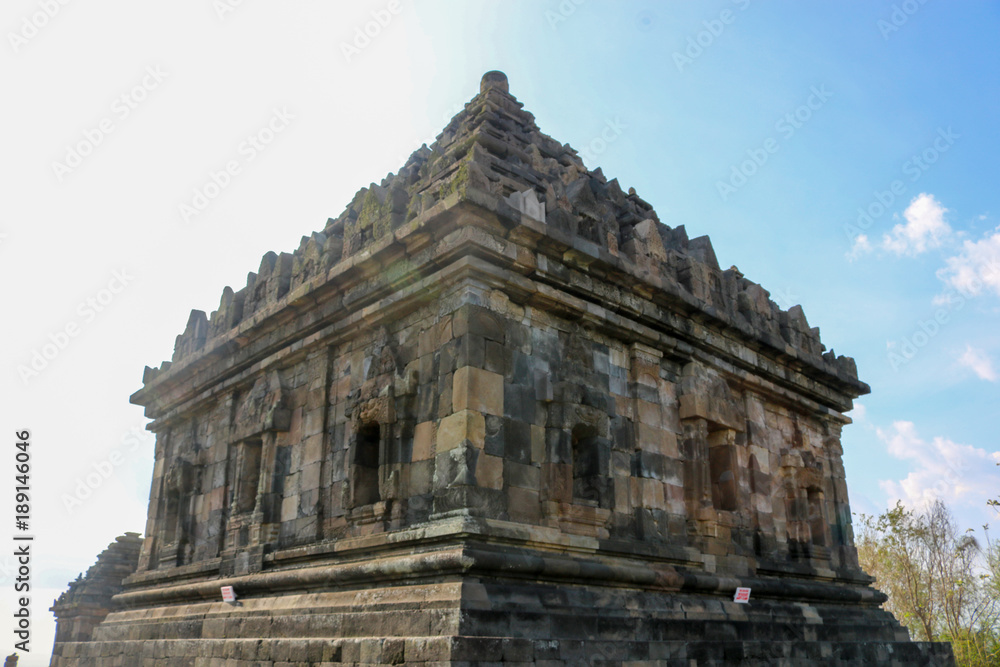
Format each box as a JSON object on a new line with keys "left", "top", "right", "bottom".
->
{"left": 733, "top": 587, "right": 751, "bottom": 603}
{"left": 221, "top": 586, "right": 237, "bottom": 603}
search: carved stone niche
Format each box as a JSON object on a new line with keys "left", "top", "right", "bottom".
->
{"left": 780, "top": 459, "right": 831, "bottom": 562}
{"left": 158, "top": 457, "right": 196, "bottom": 568}
{"left": 542, "top": 391, "right": 613, "bottom": 538}
{"left": 232, "top": 371, "right": 290, "bottom": 442}
{"left": 678, "top": 362, "right": 747, "bottom": 542}
{"left": 342, "top": 330, "right": 410, "bottom": 528}
{"left": 222, "top": 371, "right": 290, "bottom": 570}
{"left": 345, "top": 393, "right": 397, "bottom": 526}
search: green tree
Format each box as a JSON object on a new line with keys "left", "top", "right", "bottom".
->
{"left": 856, "top": 500, "right": 1000, "bottom": 666}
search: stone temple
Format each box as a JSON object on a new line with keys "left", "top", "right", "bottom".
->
{"left": 50, "top": 72, "right": 954, "bottom": 666}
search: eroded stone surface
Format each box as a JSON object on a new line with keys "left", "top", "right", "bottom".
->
{"left": 51, "top": 71, "right": 952, "bottom": 667}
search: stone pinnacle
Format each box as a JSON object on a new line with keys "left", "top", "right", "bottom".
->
{"left": 480, "top": 70, "right": 509, "bottom": 94}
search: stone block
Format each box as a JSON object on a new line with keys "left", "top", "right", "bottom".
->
{"left": 437, "top": 409, "right": 486, "bottom": 451}
{"left": 484, "top": 414, "right": 504, "bottom": 457}
{"left": 530, "top": 424, "right": 545, "bottom": 464}
{"left": 453, "top": 305, "right": 506, "bottom": 342}
{"left": 503, "top": 418, "right": 532, "bottom": 463}
{"left": 476, "top": 453, "right": 504, "bottom": 489}
{"left": 505, "top": 461, "right": 540, "bottom": 490}
{"left": 484, "top": 339, "right": 506, "bottom": 375}
{"left": 453, "top": 366, "right": 504, "bottom": 416}
{"left": 508, "top": 486, "right": 541, "bottom": 523}
{"left": 406, "top": 637, "right": 450, "bottom": 662}
{"left": 434, "top": 441, "right": 479, "bottom": 488}
{"left": 413, "top": 421, "right": 436, "bottom": 461}
{"left": 281, "top": 495, "right": 299, "bottom": 522}
{"left": 301, "top": 433, "right": 324, "bottom": 466}
{"left": 455, "top": 334, "right": 485, "bottom": 369}
{"left": 679, "top": 394, "right": 743, "bottom": 432}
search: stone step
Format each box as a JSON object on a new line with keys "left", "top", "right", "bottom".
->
{"left": 52, "top": 635, "right": 955, "bottom": 666}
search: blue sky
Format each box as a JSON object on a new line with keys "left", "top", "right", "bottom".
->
{"left": 2, "top": 2, "right": 998, "bottom": 662}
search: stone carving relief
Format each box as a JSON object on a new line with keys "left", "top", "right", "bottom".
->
{"left": 233, "top": 370, "right": 290, "bottom": 440}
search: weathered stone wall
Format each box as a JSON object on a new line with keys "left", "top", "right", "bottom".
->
{"left": 132, "top": 291, "right": 866, "bottom": 588}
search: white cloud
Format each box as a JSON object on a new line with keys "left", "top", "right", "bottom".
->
{"left": 881, "top": 193, "right": 951, "bottom": 255}
{"left": 848, "top": 402, "right": 867, "bottom": 421}
{"left": 878, "top": 421, "right": 1000, "bottom": 511}
{"left": 937, "top": 227, "right": 1000, "bottom": 298}
{"left": 846, "top": 233, "right": 872, "bottom": 261}
{"left": 958, "top": 345, "right": 998, "bottom": 382}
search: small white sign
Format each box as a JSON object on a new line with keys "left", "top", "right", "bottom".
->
{"left": 221, "top": 586, "right": 237, "bottom": 603}
{"left": 733, "top": 587, "right": 751, "bottom": 604}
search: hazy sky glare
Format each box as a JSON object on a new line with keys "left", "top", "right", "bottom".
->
{"left": 3, "top": 2, "right": 999, "bottom": 663}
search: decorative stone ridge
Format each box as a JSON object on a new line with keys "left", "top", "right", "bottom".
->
{"left": 51, "top": 72, "right": 954, "bottom": 666}
{"left": 49, "top": 533, "right": 142, "bottom": 645}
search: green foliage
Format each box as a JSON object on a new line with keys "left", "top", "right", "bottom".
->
{"left": 988, "top": 463, "right": 999, "bottom": 514}
{"left": 856, "top": 500, "right": 1000, "bottom": 666}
